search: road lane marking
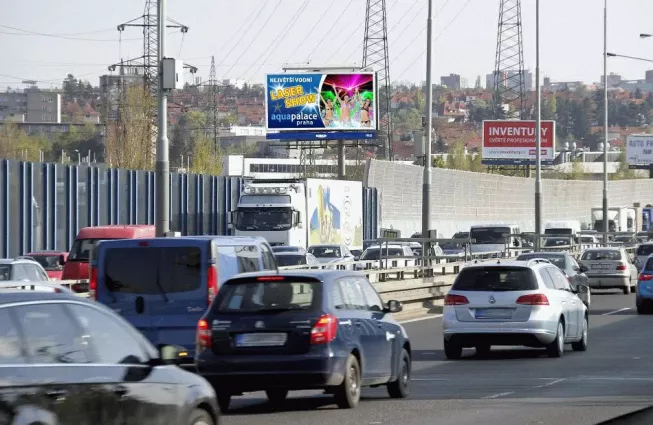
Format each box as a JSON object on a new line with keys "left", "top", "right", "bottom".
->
{"left": 399, "top": 314, "right": 443, "bottom": 324}
{"left": 411, "top": 378, "right": 450, "bottom": 381}
{"left": 601, "top": 307, "right": 631, "bottom": 316}
{"left": 482, "top": 391, "right": 514, "bottom": 399}
{"left": 533, "top": 378, "right": 566, "bottom": 388}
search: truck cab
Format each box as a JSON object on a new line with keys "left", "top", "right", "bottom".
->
{"left": 230, "top": 181, "right": 306, "bottom": 247}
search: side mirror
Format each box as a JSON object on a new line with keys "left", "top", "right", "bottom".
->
{"left": 579, "top": 265, "right": 589, "bottom": 273}
{"left": 158, "top": 344, "right": 189, "bottom": 366}
{"left": 385, "top": 299, "right": 403, "bottom": 314}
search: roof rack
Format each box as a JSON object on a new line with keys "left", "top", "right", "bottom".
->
{"left": 0, "top": 281, "right": 76, "bottom": 295}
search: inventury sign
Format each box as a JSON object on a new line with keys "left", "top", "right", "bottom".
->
{"left": 482, "top": 120, "right": 555, "bottom": 162}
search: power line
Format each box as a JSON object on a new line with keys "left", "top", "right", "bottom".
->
{"left": 214, "top": 0, "right": 269, "bottom": 71}
{"left": 391, "top": 0, "right": 473, "bottom": 84}
{"left": 0, "top": 24, "right": 117, "bottom": 36}
{"left": 244, "top": 0, "right": 312, "bottom": 81}
{"left": 220, "top": 0, "right": 283, "bottom": 80}
{"left": 0, "top": 24, "right": 142, "bottom": 42}
{"left": 304, "top": 0, "right": 355, "bottom": 63}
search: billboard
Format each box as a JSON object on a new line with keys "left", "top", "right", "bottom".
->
{"left": 482, "top": 120, "right": 556, "bottom": 164}
{"left": 626, "top": 134, "right": 653, "bottom": 166}
{"left": 265, "top": 72, "right": 378, "bottom": 132}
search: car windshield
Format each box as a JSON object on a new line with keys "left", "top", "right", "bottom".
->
{"left": 275, "top": 254, "right": 307, "bottom": 267}
{"left": 452, "top": 266, "right": 538, "bottom": 291}
{"left": 30, "top": 255, "right": 63, "bottom": 271}
{"left": 581, "top": 250, "right": 622, "bottom": 261}
{"left": 637, "top": 245, "right": 653, "bottom": 256}
{"left": 517, "top": 254, "right": 566, "bottom": 269}
{"left": 68, "top": 238, "right": 105, "bottom": 261}
{"left": 214, "top": 280, "right": 320, "bottom": 313}
{"left": 645, "top": 258, "right": 653, "bottom": 271}
{"left": 580, "top": 237, "right": 595, "bottom": 243}
{"left": 615, "top": 236, "right": 634, "bottom": 242}
{"left": 361, "top": 248, "right": 405, "bottom": 260}
{"left": 235, "top": 207, "right": 292, "bottom": 231}
{"left": 308, "top": 246, "right": 341, "bottom": 258}
{"left": 271, "top": 246, "right": 302, "bottom": 253}
{"left": 0, "top": 265, "right": 12, "bottom": 281}
{"left": 470, "top": 227, "right": 510, "bottom": 244}
{"left": 441, "top": 241, "right": 464, "bottom": 250}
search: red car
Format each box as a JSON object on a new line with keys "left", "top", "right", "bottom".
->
{"left": 26, "top": 251, "right": 69, "bottom": 280}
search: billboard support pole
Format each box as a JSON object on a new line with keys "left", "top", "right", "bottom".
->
{"left": 534, "top": 0, "right": 542, "bottom": 249}
{"left": 337, "top": 140, "right": 346, "bottom": 179}
{"left": 422, "top": 0, "right": 433, "bottom": 265}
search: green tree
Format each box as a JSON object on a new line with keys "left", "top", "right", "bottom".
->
{"left": 542, "top": 94, "right": 557, "bottom": 120}
{"left": 446, "top": 141, "right": 470, "bottom": 171}
{"left": 189, "top": 135, "right": 222, "bottom": 175}
{"left": 611, "top": 151, "right": 641, "bottom": 180}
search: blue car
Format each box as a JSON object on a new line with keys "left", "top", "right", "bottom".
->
{"left": 195, "top": 270, "right": 411, "bottom": 412}
{"left": 636, "top": 254, "right": 653, "bottom": 314}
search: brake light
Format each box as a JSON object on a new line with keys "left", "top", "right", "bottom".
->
{"left": 207, "top": 265, "right": 218, "bottom": 306}
{"left": 616, "top": 264, "right": 627, "bottom": 271}
{"left": 516, "top": 294, "right": 549, "bottom": 305}
{"left": 196, "top": 319, "right": 212, "bottom": 350}
{"left": 257, "top": 276, "right": 285, "bottom": 281}
{"left": 639, "top": 273, "right": 653, "bottom": 281}
{"left": 444, "top": 294, "right": 469, "bottom": 305}
{"left": 310, "top": 314, "right": 338, "bottom": 344}
{"left": 89, "top": 267, "right": 98, "bottom": 300}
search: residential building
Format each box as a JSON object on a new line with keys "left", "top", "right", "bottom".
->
{"left": 99, "top": 68, "right": 145, "bottom": 122}
{"left": 0, "top": 86, "right": 62, "bottom": 123}
{"left": 646, "top": 70, "right": 653, "bottom": 84}
{"left": 440, "top": 74, "right": 461, "bottom": 89}
{"left": 0, "top": 121, "right": 105, "bottom": 142}
{"left": 486, "top": 70, "right": 533, "bottom": 91}
{"left": 601, "top": 73, "right": 622, "bottom": 87}
{"left": 543, "top": 77, "right": 584, "bottom": 92}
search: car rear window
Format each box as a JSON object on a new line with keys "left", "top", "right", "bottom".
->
{"left": 516, "top": 254, "right": 566, "bottom": 269}
{"left": 103, "top": 247, "right": 202, "bottom": 294}
{"left": 214, "top": 280, "right": 320, "bottom": 313}
{"left": 69, "top": 238, "right": 104, "bottom": 261}
{"left": 0, "top": 265, "right": 11, "bottom": 281}
{"left": 581, "top": 250, "right": 622, "bottom": 261}
{"left": 637, "top": 245, "right": 653, "bottom": 256}
{"left": 452, "top": 266, "right": 538, "bottom": 291}
{"left": 361, "top": 248, "right": 405, "bottom": 260}
{"left": 309, "top": 246, "right": 341, "bottom": 258}
{"left": 31, "top": 255, "right": 63, "bottom": 271}
{"left": 275, "top": 254, "right": 307, "bottom": 267}
{"left": 544, "top": 238, "right": 571, "bottom": 247}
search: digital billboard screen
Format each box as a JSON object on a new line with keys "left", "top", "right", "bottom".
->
{"left": 265, "top": 72, "right": 378, "bottom": 132}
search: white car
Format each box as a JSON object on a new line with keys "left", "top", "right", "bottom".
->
{"left": 356, "top": 244, "right": 416, "bottom": 270}
{"left": 579, "top": 247, "right": 638, "bottom": 294}
{"left": 443, "top": 259, "right": 589, "bottom": 359}
{"left": 307, "top": 244, "right": 355, "bottom": 269}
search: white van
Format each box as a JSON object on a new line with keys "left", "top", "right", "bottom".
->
{"left": 544, "top": 220, "right": 581, "bottom": 239}
{"left": 469, "top": 224, "right": 522, "bottom": 257}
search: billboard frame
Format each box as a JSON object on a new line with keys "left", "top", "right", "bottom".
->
{"left": 264, "top": 71, "right": 379, "bottom": 137}
{"left": 481, "top": 119, "right": 556, "bottom": 166}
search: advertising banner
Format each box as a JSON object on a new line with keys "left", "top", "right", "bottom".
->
{"left": 266, "top": 73, "right": 377, "bottom": 132}
{"left": 482, "top": 120, "right": 556, "bottom": 163}
{"left": 626, "top": 134, "right": 653, "bottom": 166}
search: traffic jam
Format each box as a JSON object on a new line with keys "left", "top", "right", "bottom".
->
{"left": 0, "top": 197, "right": 652, "bottom": 423}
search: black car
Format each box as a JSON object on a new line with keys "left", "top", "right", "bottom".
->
{"left": 516, "top": 251, "right": 590, "bottom": 305}
{"left": 195, "top": 270, "right": 411, "bottom": 412}
{"left": 0, "top": 290, "right": 219, "bottom": 425}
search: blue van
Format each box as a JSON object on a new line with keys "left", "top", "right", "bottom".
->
{"left": 91, "top": 236, "right": 279, "bottom": 363}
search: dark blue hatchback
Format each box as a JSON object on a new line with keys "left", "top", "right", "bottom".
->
{"left": 195, "top": 270, "right": 412, "bottom": 411}
{"left": 636, "top": 255, "right": 653, "bottom": 314}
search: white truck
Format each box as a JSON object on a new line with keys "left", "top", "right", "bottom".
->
{"left": 228, "top": 178, "right": 363, "bottom": 250}
{"left": 591, "top": 206, "right": 629, "bottom": 233}
{"left": 544, "top": 220, "right": 582, "bottom": 238}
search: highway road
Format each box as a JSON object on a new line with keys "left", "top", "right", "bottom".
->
{"left": 221, "top": 291, "right": 653, "bottom": 425}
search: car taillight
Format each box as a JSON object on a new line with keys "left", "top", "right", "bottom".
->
{"left": 567, "top": 275, "right": 572, "bottom": 284}
{"left": 639, "top": 273, "right": 653, "bottom": 281}
{"left": 207, "top": 265, "right": 218, "bottom": 305}
{"left": 89, "top": 267, "right": 98, "bottom": 300}
{"left": 310, "top": 314, "right": 338, "bottom": 345}
{"left": 444, "top": 294, "right": 469, "bottom": 305}
{"left": 516, "top": 294, "right": 549, "bottom": 305}
{"left": 616, "top": 264, "right": 627, "bottom": 271}
{"left": 196, "top": 319, "right": 212, "bottom": 350}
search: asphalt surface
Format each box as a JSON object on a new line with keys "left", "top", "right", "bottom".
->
{"left": 220, "top": 290, "right": 653, "bottom": 425}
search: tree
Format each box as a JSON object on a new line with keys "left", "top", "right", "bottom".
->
{"left": 635, "top": 88, "right": 644, "bottom": 100}
{"left": 105, "top": 85, "right": 155, "bottom": 170}
{"left": 446, "top": 141, "right": 470, "bottom": 171}
{"left": 171, "top": 110, "right": 206, "bottom": 168}
{"left": 189, "top": 135, "right": 222, "bottom": 175}
{"left": 0, "top": 122, "right": 50, "bottom": 162}
{"left": 541, "top": 94, "right": 557, "bottom": 120}
{"left": 611, "top": 151, "right": 641, "bottom": 180}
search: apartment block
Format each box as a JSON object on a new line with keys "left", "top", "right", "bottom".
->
{"left": 0, "top": 86, "right": 62, "bottom": 123}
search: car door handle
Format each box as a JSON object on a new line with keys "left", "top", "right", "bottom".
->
{"left": 113, "top": 385, "right": 128, "bottom": 398}
{"left": 45, "top": 389, "right": 67, "bottom": 400}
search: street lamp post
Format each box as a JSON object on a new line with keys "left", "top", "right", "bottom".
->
{"left": 422, "top": 0, "right": 433, "bottom": 263}
{"left": 602, "top": 0, "right": 609, "bottom": 246}
{"left": 534, "top": 0, "right": 542, "bottom": 249}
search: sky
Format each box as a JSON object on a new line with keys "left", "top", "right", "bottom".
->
{"left": 2, "top": 0, "right": 653, "bottom": 90}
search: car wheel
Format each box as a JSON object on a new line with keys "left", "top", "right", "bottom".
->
{"left": 189, "top": 408, "right": 214, "bottom": 425}
{"left": 265, "top": 389, "right": 288, "bottom": 405}
{"left": 637, "top": 302, "right": 647, "bottom": 314}
{"left": 475, "top": 344, "right": 491, "bottom": 357}
{"left": 334, "top": 354, "right": 361, "bottom": 409}
{"left": 387, "top": 348, "right": 411, "bottom": 399}
{"left": 216, "top": 392, "right": 231, "bottom": 413}
{"left": 571, "top": 317, "right": 588, "bottom": 352}
{"left": 546, "top": 321, "right": 565, "bottom": 358}
{"left": 623, "top": 285, "right": 631, "bottom": 295}
{"left": 444, "top": 339, "right": 462, "bottom": 360}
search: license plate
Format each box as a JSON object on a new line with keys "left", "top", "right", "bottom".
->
{"left": 591, "top": 263, "right": 612, "bottom": 270}
{"left": 235, "top": 333, "right": 288, "bottom": 347}
{"left": 475, "top": 308, "right": 513, "bottom": 319}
